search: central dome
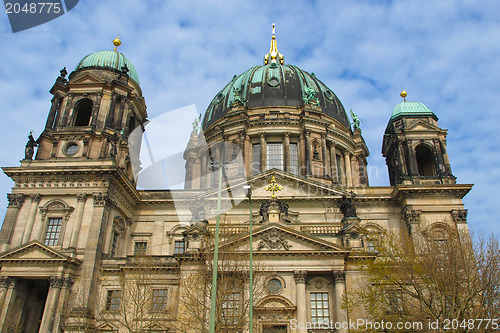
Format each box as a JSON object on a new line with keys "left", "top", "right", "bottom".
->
{"left": 202, "top": 63, "right": 349, "bottom": 130}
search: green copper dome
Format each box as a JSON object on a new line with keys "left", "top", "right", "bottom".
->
{"left": 203, "top": 63, "right": 349, "bottom": 129}
{"left": 391, "top": 101, "right": 436, "bottom": 120}
{"left": 75, "top": 50, "right": 139, "bottom": 84}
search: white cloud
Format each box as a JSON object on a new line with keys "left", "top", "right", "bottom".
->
{"left": 0, "top": 0, "right": 499, "bottom": 236}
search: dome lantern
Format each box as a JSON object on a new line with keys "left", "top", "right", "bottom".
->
{"left": 264, "top": 23, "right": 284, "bottom": 65}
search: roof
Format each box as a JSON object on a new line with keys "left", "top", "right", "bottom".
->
{"left": 391, "top": 101, "right": 436, "bottom": 120}
{"left": 75, "top": 50, "right": 140, "bottom": 84}
{"left": 202, "top": 63, "right": 349, "bottom": 129}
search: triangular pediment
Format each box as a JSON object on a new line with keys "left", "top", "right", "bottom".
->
{"left": 405, "top": 119, "right": 441, "bottom": 132}
{"left": 69, "top": 72, "right": 105, "bottom": 85}
{"left": 0, "top": 240, "right": 81, "bottom": 265}
{"left": 220, "top": 223, "right": 349, "bottom": 255}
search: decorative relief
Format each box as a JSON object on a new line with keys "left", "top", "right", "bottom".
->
{"left": 404, "top": 209, "right": 422, "bottom": 225}
{"left": 333, "top": 271, "right": 346, "bottom": 284}
{"left": 76, "top": 193, "right": 87, "bottom": 202}
{"left": 293, "top": 270, "right": 307, "bottom": 283}
{"left": 48, "top": 276, "right": 66, "bottom": 288}
{"left": 258, "top": 229, "right": 290, "bottom": 251}
{"left": 0, "top": 276, "right": 13, "bottom": 288}
{"left": 93, "top": 192, "right": 113, "bottom": 208}
{"left": 451, "top": 209, "right": 468, "bottom": 224}
{"left": 30, "top": 193, "right": 41, "bottom": 204}
{"left": 7, "top": 193, "right": 25, "bottom": 208}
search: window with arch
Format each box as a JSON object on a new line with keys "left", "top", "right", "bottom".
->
{"left": 39, "top": 200, "right": 74, "bottom": 247}
{"left": 415, "top": 144, "right": 436, "bottom": 177}
{"left": 74, "top": 98, "right": 93, "bottom": 126}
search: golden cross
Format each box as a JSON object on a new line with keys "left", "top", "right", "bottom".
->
{"left": 265, "top": 176, "right": 283, "bottom": 198}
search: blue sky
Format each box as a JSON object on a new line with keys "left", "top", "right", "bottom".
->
{"left": 0, "top": 0, "right": 499, "bottom": 236}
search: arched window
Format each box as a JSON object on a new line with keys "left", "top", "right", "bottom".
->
{"left": 74, "top": 98, "right": 93, "bottom": 126}
{"left": 415, "top": 144, "right": 436, "bottom": 176}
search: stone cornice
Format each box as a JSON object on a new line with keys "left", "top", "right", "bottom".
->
{"left": 392, "top": 184, "right": 473, "bottom": 201}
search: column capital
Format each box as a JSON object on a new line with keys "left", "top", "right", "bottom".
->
{"left": 451, "top": 209, "right": 468, "bottom": 224}
{"left": 30, "top": 193, "right": 41, "bottom": 204}
{"left": 93, "top": 192, "right": 113, "bottom": 208}
{"left": 259, "top": 132, "right": 266, "bottom": 138}
{"left": 304, "top": 129, "right": 311, "bottom": 137}
{"left": 48, "top": 276, "right": 65, "bottom": 289}
{"left": 7, "top": 193, "right": 25, "bottom": 208}
{"left": 283, "top": 131, "right": 291, "bottom": 137}
{"left": 293, "top": 270, "right": 307, "bottom": 283}
{"left": 76, "top": 193, "right": 87, "bottom": 202}
{"left": 333, "top": 271, "right": 346, "bottom": 284}
{"left": 0, "top": 276, "right": 15, "bottom": 288}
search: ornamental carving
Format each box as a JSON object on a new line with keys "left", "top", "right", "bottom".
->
{"left": 451, "top": 209, "right": 468, "bottom": 224}
{"left": 404, "top": 209, "right": 422, "bottom": 225}
{"left": 333, "top": 271, "right": 346, "bottom": 284}
{"left": 7, "top": 193, "right": 25, "bottom": 208}
{"left": 258, "top": 229, "right": 290, "bottom": 251}
{"left": 76, "top": 193, "right": 87, "bottom": 202}
{"left": 293, "top": 270, "right": 307, "bottom": 283}
{"left": 49, "top": 276, "right": 66, "bottom": 288}
{"left": 337, "top": 192, "right": 357, "bottom": 218}
{"left": 30, "top": 193, "right": 41, "bottom": 204}
{"left": 93, "top": 192, "right": 113, "bottom": 208}
{"left": 0, "top": 277, "right": 13, "bottom": 288}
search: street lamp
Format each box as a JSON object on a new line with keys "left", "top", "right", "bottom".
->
{"left": 208, "top": 160, "right": 231, "bottom": 333}
{"left": 243, "top": 184, "right": 254, "bottom": 333}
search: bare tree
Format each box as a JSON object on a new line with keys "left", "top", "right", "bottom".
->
{"left": 349, "top": 229, "right": 500, "bottom": 333}
{"left": 175, "top": 225, "right": 269, "bottom": 333}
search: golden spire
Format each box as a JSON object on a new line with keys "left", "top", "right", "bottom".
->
{"left": 113, "top": 36, "right": 121, "bottom": 52}
{"left": 400, "top": 89, "right": 407, "bottom": 102}
{"left": 264, "top": 23, "right": 284, "bottom": 65}
{"left": 265, "top": 176, "right": 283, "bottom": 198}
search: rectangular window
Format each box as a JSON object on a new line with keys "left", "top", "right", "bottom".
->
{"left": 152, "top": 289, "right": 168, "bottom": 312}
{"left": 44, "top": 218, "right": 62, "bottom": 246}
{"left": 310, "top": 292, "right": 330, "bottom": 324}
{"left": 110, "top": 232, "right": 119, "bottom": 257}
{"left": 266, "top": 143, "right": 283, "bottom": 170}
{"left": 106, "top": 290, "right": 121, "bottom": 311}
{"left": 174, "top": 241, "right": 185, "bottom": 254}
{"left": 134, "top": 241, "right": 147, "bottom": 255}
{"left": 252, "top": 143, "right": 260, "bottom": 175}
{"left": 222, "top": 292, "right": 240, "bottom": 326}
{"left": 335, "top": 154, "right": 343, "bottom": 183}
{"left": 289, "top": 143, "right": 299, "bottom": 175}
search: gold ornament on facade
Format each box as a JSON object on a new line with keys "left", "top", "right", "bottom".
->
{"left": 265, "top": 176, "right": 283, "bottom": 198}
{"left": 264, "top": 23, "right": 284, "bottom": 65}
{"left": 400, "top": 89, "right": 407, "bottom": 102}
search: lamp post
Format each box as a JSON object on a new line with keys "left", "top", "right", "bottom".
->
{"left": 208, "top": 160, "right": 232, "bottom": 333}
{"left": 243, "top": 185, "right": 253, "bottom": 333}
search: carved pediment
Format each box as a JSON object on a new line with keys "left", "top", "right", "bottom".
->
{"left": 220, "top": 224, "right": 349, "bottom": 255}
{"left": 0, "top": 240, "right": 81, "bottom": 265}
{"left": 70, "top": 72, "right": 105, "bottom": 85}
{"left": 255, "top": 295, "right": 295, "bottom": 312}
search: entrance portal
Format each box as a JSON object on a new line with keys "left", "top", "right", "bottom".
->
{"left": 6, "top": 279, "right": 48, "bottom": 333}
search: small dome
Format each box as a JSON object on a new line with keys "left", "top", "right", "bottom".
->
{"left": 203, "top": 63, "right": 349, "bottom": 129}
{"left": 75, "top": 50, "right": 139, "bottom": 84}
{"left": 391, "top": 101, "right": 436, "bottom": 120}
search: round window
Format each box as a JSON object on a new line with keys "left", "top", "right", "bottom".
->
{"left": 324, "top": 90, "right": 334, "bottom": 100}
{"left": 268, "top": 77, "right": 280, "bottom": 87}
{"left": 216, "top": 93, "right": 224, "bottom": 103}
{"left": 267, "top": 278, "right": 282, "bottom": 293}
{"left": 65, "top": 143, "right": 79, "bottom": 156}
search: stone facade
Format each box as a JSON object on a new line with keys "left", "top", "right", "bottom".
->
{"left": 0, "top": 37, "right": 471, "bottom": 333}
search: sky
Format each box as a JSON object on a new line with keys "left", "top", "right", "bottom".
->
{"left": 0, "top": 0, "right": 499, "bottom": 236}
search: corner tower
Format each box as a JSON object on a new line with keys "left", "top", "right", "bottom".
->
{"left": 382, "top": 91, "right": 455, "bottom": 186}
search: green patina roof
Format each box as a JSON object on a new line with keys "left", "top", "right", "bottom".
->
{"left": 75, "top": 50, "right": 139, "bottom": 84}
{"left": 391, "top": 101, "right": 435, "bottom": 119}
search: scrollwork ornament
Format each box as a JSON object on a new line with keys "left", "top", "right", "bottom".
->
{"left": 293, "top": 270, "right": 307, "bottom": 283}
{"left": 7, "top": 193, "right": 25, "bottom": 208}
{"left": 333, "top": 271, "right": 346, "bottom": 284}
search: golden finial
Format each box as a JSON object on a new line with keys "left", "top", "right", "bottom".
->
{"left": 113, "top": 36, "right": 121, "bottom": 52}
{"left": 264, "top": 23, "right": 284, "bottom": 65}
{"left": 265, "top": 176, "right": 283, "bottom": 198}
{"left": 400, "top": 89, "right": 407, "bottom": 102}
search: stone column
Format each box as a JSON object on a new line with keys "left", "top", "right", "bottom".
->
{"left": 69, "top": 193, "right": 87, "bottom": 249}
{"left": 45, "top": 95, "right": 62, "bottom": 129}
{"left": 329, "top": 143, "right": 338, "bottom": 183}
{"left": 114, "top": 96, "right": 127, "bottom": 130}
{"left": 60, "top": 93, "right": 74, "bottom": 127}
{"left": 90, "top": 92, "right": 103, "bottom": 127}
{"left": 344, "top": 151, "right": 353, "bottom": 187}
{"left": 439, "top": 140, "right": 453, "bottom": 175}
{"left": 351, "top": 155, "right": 359, "bottom": 187}
{"left": 52, "top": 277, "right": 74, "bottom": 333}
{"left": 405, "top": 141, "right": 419, "bottom": 176}
{"left": 294, "top": 270, "right": 308, "bottom": 333}
{"left": 244, "top": 133, "right": 251, "bottom": 176}
{"left": 0, "top": 194, "right": 25, "bottom": 246}
{"left": 283, "top": 132, "right": 290, "bottom": 173}
{"left": 304, "top": 131, "right": 312, "bottom": 176}
{"left": 321, "top": 134, "right": 330, "bottom": 178}
{"left": 21, "top": 194, "right": 41, "bottom": 244}
{"left": 333, "top": 271, "right": 347, "bottom": 333}
{"left": 40, "top": 277, "right": 64, "bottom": 332}
{"left": 0, "top": 277, "right": 17, "bottom": 330}
{"left": 105, "top": 92, "right": 118, "bottom": 128}
{"left": 259, "top": 133, "right": 266, "bottom": 172}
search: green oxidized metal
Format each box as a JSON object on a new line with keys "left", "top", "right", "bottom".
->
{"left": 391, "top": 101, "right": 436, "bottom": 120}
{"left": 75, "top": 50, "right": 140, "bottom": 84}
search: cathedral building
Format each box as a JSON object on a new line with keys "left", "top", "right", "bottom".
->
{"left": 0, "top": 29, "right": 471, "bottom": 333}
